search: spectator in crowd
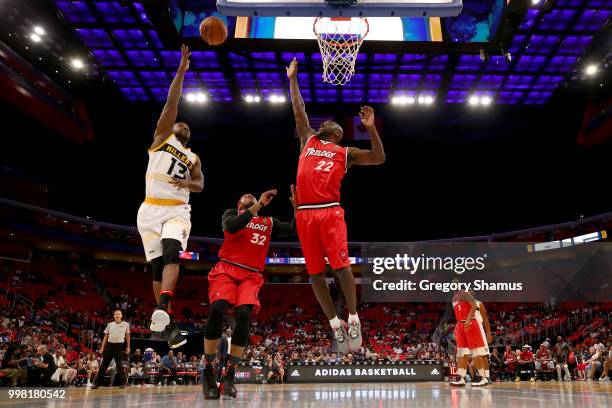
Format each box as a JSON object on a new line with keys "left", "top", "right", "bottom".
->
{"left": 30, "top": 345, "right": 57, "bottom": 386}
{"left": 129, "top": 349, "right": 144, "bottom": 378}
{"left": 158, "top": 350, "right": 178, "bottom": 386}
{"left": 267, "top": 353, "right": 284, "bottom": 384}
{"left": 515, "top": 345, "right": 535, "bottom": 382}
{"left": 535, "top": 344, "right": 554, "bottom": 381}
{"left": 0, "top": 344, "right": 25, "bottom": 386}
{"left": 503, "top": 346, "right": 517, "bottom": 381}
{"left": 553, "top": 342, "right": 571, "bottom": 382}
{"left": 586, "top": 346, "right": 603, "bottom": 381}
{"left": 52, "top": 348, "right": 77, "bottom": 386}
{"left": 489, "top": 348, "right": 502, "bottom": 380}
{"left": 86, "top": 353, "right": 99, "bottom": 387}
{"left": 598, "top": 344, "right": 611, "bottom": 382}
{"left": 217, "top": 329, "right": 231, "bottom": 380}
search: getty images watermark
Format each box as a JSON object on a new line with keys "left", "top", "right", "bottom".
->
{"left": 361, "top": 242, "right": 612, "bottom": 302}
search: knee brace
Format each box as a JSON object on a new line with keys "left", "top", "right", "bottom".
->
{"left": 150, "top": 256, "right": 164, "bottom": 282}
{"left": 162, "top": 238, "right": 182, "bottom": 265}
{"left": 205, "top": 300, "right": 230, "bottom": 340}
{"left": 232, "top": 305, "right": 253, "bottom": 347}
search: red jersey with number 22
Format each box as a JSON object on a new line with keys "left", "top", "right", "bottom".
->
{"left": 296, "top": 135, "right": 348, "bottom": 206}
{"left": 218, "top": 215, "right": 273, "bottom": 272}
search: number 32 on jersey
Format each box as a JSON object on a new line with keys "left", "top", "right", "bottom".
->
{"left": 250, "top": 233, "right": 267, "bottom": 246}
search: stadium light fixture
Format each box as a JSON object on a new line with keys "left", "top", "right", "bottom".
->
{"left": 185, "top": 93, "right": 197, "bottom": 103}
{"left": 33, "top": 26, "right": 45, "bottom": 35}
{"left": 269, "top": 94, "right": 286, "bottom": 104}
{"left": 71, "top": 58, "right": 84, "bottom": 69}
{"left": 480, "top": 96, "right": 492, "bottom": 106}
{"left": 468, "top": 95, "right": 480, "bottom": 106}
{"left": 195, "top": 92, "right": 207, "bottom": 103}
{"left": 30, "top": 33, "right": 42, "bottom": 43}
{"left": 585, "top": 64, "right": 598, "bottom": 76}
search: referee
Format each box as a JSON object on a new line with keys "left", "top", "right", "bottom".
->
{"left": 92, "top": 310, "right": 130, "bottom": 389}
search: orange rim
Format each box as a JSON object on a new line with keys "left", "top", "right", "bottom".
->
{"left": 313, "top": 17, "right": 369, "bottom": 48}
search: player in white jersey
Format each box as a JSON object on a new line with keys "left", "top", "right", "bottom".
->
{"left": 136, "top": 45, "right": 204, "bottom": 349}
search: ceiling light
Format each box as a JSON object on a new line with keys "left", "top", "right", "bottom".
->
{"left": 71, "top": 58, "right": 84, "bottom": 69}
{"left": 186, "top": 93, "right": 196, "bottom": 103}
{"left": 196, "top": 92, "right": 207, "bottom": 103}
{"left": 480, "top": 96, "right": 492, "bottom": 106}
{"left": 585, "top": 64, "right": 598, "bottom": 76}
{"left": 468, "top": 95, "right": 480, "bottom": 106}
{"left": 33, "top": 26, "right": 45, "bottom": 35}
{"left": 30, "top": 33, "right": 41, "bottom": 43}
{"left": 245, "top": 95, "right": 254, "bottom": 103}
{"left": 423, "top": 96, "right": 434, "bottom": 105}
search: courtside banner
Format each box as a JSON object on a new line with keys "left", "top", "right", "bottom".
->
{"left": 361, "top": 241, "right": 612, "bottom": 302}
{"left": 286, "top": 363, "right": 444, "bottom": 383}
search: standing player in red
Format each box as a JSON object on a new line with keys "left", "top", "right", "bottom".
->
{"left": 202, "top": 188, "right": 296, "bottom": 399}
{"left": 450, "top": 291, "right": 493, "bottom": 387}
{"left": 286, "top": 58, "right": 386, "bottom": 354}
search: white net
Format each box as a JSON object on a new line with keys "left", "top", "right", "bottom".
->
{"left": 313, "top": 17, "right": 369, "bottom": 86}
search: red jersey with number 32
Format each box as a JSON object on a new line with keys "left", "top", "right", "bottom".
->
{"left": 296, "top": 135, "right": 348, "bottom": 206}
{"left": 218, "top": 215, "right": 272, "bottom": 272}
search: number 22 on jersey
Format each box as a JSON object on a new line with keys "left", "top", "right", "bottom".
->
{"left": 315, "top": 160, "right": 334, "bottom": 172}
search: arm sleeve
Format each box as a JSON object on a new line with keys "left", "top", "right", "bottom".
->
{"left": 271, "top": 217, "right": 296, "bottom": 237}
{"left": 222, "top": 209, "right": 254, "bottom": 233}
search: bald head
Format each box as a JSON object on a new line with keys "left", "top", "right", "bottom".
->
{"left": 317, "top": 120, "right": 343, "bottom": 144}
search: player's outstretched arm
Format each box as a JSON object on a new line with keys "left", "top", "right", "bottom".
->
{"left": 286, "top": 58, "right": 315, "bottom": 146}
{"left": 169, "top": 156, "right": 204, "bottom": 192}
{"left": 152, "top": 45, "right": 190, "bottom": 147}
{"left": 222, "top": 190, "right": 277, "bottom": 233}
{"left": 347, "top": 106, "right": 386, "bottom": 166}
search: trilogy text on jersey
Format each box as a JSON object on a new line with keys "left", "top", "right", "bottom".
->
{"left": 304, "top": 148, "right": 337, "bottom": 159}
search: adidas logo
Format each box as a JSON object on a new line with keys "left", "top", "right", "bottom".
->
{"left": 290, "top": 370, "right": 300, "bottom": 377}
{"left": 430, "top": 368, "right": 440, "bottom": 376}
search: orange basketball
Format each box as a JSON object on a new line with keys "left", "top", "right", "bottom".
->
{"left": 200, "top": 16, "right": 228, "bottom": 46}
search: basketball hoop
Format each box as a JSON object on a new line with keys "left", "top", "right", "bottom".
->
{"left": 313, "top": 17, "right": 369, "bottom": 86}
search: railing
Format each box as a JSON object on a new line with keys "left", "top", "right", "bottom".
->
{"left": 582, "top": 319, "right": 604, "bottom": 337}
{"left": 2, "top": 196, "right": 612, "bottom": 245}
{"left": 14, "top": 294, "right": 33, "bottom": 309}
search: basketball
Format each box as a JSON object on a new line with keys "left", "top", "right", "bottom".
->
{"left": 200, "top": 16, "right": 228, "bottom": 46}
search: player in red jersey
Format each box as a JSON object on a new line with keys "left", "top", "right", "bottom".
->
{"left": 286, "top": 58, "right": 386, "bottom": 354}
{"left": 201, "top": 188, "right": 296, "bottom": 399}
{"left": 450, "top": 291, "right": 493, "bottom": 386}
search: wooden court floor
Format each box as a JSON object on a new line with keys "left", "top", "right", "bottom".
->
{"left": 0, "top": 381, "right": 610, "bottom": 407}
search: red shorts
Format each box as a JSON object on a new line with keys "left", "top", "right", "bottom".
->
{"left": 296, "top": 206, "right": 350, "bottom": 275}
{"left": 207, "top": 262, "right": 264, "bottom": 313}
{"left": 454, "top": 319, "right": 489, "bottom": 357}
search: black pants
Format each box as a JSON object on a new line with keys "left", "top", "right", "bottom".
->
{"left": 516, "top": 361, "right": 535, "bottom": 379}
{"left": 95, "top": 343, "right": 125, "bottom": 386}
{"left": 157, "top": 366, "right": 177, "bottom": 383}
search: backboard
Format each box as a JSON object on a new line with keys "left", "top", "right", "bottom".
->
{"left": 217, "top": 0, "right": 463, "bottom": 18}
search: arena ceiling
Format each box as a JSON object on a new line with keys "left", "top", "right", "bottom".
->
{"left": 25, "top": 1, "right": 612, "bottom": 106}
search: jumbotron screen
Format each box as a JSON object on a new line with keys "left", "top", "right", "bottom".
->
{"left": 170, "top": 0, "right": 506, "bottom": 42}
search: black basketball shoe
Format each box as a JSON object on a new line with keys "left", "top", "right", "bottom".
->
{"left": 203, "top": 364, "right": 220, "bottom": 400}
